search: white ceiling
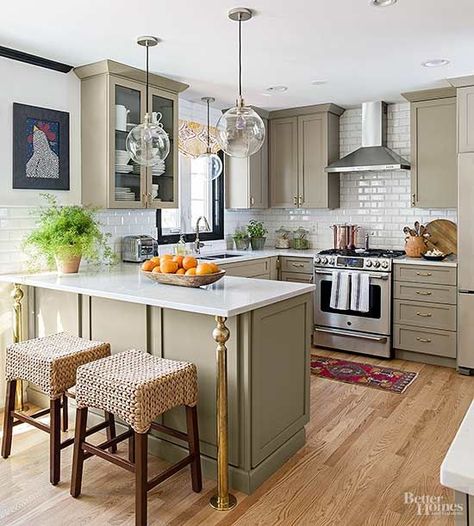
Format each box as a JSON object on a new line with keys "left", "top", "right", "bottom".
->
{"left": 2, "top": 0, "right": 474, "bottom": 110}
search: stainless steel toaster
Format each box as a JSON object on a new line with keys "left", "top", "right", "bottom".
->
{"left": 122, "top": 235, "right": 158, "bottom": 263}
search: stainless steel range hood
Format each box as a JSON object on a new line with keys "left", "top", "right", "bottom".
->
{"left": 326, "top": 101, "right": 410, "bottom": 173}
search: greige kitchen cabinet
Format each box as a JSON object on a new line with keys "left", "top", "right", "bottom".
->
{"left": 74, "top": 60, "right": 188, "bottom": 209}
{"left": 458, "top": 86, "right": 474, "bottom": 153}
{"left": 393, "top": 262, "right": 457, "bottom": 364}
{"left": 269, "top": 117, "right": 299, "bottom": 208}
{"left": 219, "top": 257, "right": 278, "bottom": 280}
{"left": 279, "top": 256, "right": 314, "bottom": 283}
{"left": 225, "top": 116, "right": 269, "bottom": 209}
{"left": 404, "top": 91, "right": 457, "bottom": 208}
{"left": 269, "top": 104, "right": 343, "bottom": 209}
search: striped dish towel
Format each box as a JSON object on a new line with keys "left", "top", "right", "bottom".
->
{"left": 350, "top": 272, "right": 370, "bottom": 313}
{"left": 330, "top": 271, "right": 351, "bottom": 311}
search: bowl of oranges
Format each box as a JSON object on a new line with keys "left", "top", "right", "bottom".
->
{"left": 141, "top": 254, "right": 225, "bottom": 288}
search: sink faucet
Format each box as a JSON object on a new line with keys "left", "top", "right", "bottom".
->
{"left": 194, "top": 216, "right": 210, "bottom": 254}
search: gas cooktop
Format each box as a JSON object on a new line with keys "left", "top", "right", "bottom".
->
{"left": 318, "top": 248, "right": 405, "bottom": 259}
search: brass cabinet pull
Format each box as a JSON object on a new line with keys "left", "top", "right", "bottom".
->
{"left": 416, "top": 312, "right": 432, "bottom": 318}
{"left": 298, "top": 195, "right": 303, "bottom": 206}
{"left": 412, "top": 193, "right": 416, "bottom": 207}
{"left": 416, "top": 337, "right": 432, "bottom": 343}
{"left": 416, "top": 291, "right": 432, "bottom": 296}
{"left": 416, "top": 272, "right": 432, "bottom": 277}
{"left": 293, "top": 196, "right": 298, "bottom": 206}
{"left": 291, "top": 263, "right": 305, "bottom": 268}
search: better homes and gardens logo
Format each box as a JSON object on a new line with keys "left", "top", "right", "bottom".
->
{"left": 404, "top": 492, "right": 464, "bottom": 516}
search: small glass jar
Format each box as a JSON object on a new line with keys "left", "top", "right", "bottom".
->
{"left": 292, "top": 227, "right": 310, "bottom": 250}
{"left": 275, "top": 227, "right": 291, "bottom": 249}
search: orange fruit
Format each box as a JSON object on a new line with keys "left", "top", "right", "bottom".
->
{"left": 176, "top": 268, "right": 186, "bottom": 275}
{"left": 173, "top": 255, "right": 184, "bottom": 268}
{"left": 141, "top": 260, "right": 156, "bottom": 272}
{"left": 150, "top": 256, "right": 161, "bottom": 266}
{"left": 185, "top": 267, "right": 197, "bottom": 276}
{"left": 161, "top": 260, "right": 179, "bottom": 274}
{"left": 196, "top": 263, "right": 214, "bottom": 276}
{"left": 161, "top": 253, "right": 173, "bottom": 260}
{"left": 182, "top": 256, "right": 198, "bottom": 270}
{"left": 208, "top": 262, "right": 219, "bottom": 273}
{"left": 152, "top": 266, "right": 161, "bottom": 273}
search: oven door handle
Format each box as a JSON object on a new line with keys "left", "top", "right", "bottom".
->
{"left": 314, "top": 270, "right": 389, "bottom": 280}
{"left": 314, "top": 327, "right": 388, "bottom": 343}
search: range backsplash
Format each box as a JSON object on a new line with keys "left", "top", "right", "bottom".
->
{"left": 224, "top": 102, "right": 457, "bottom": 250}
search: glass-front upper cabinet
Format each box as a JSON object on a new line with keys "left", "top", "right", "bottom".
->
{"left": 75, "top": 60, "right": 188, "bottom": 210}
{"left": 147, "top": 88, "right": 178, "bottom": 209}
{"left": 110, "top": 78, "right": 146, "bottom": 208}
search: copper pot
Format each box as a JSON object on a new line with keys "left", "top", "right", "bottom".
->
{"left": 330, "top": 225, "right": 360, "bottom": 250}
{"left": 405, "top": 236, "right": 427, "bottom": 258}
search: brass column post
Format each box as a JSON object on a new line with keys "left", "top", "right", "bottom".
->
{"left": 209, "top": 316, "right": 237, "bottom": 511}
{"left": 12, "top": 284, "right": 24, "bottom": 410}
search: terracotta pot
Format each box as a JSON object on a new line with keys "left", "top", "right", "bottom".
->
{"left": 405, "top": 236, "right": 427, "bottom": 258}
{"left": 55, "top": 254, "right": 82, "bottom": 274}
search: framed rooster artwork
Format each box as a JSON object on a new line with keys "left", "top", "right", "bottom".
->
{"left": 12, "top": 103, "right": 70, "bottom": 190}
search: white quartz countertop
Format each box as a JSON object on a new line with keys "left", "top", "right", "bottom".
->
{"left": 394, "top": 255, "right": 458, "bottom": 267}
{"left": 0, "top": 265, "right": 315, "bottom": 318}
{"left": 441, "top": 400, "right": 474, "bottom": 495}
{"left": 194, "top": 248, "right": 317, "bottom": 263}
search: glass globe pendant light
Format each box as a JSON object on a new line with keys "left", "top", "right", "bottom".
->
{"left": 216, "top": 7, "right": 265, "bottom": 158}
{"left": 199, "top": 97, "right": 223, "bottom": 180}
{"left": 126, "top": 36, "right": 170, "bottom": 166}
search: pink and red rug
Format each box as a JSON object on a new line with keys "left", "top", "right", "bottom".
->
{"left": 310, "top": 355, "right": 417, "bottom": 394}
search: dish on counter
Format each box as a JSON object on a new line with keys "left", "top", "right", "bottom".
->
{"left": 422, "top": 248, "right": 448, "bottom": 261}
{"left": 141, "top": 255, "right": 225, "bottom": 288}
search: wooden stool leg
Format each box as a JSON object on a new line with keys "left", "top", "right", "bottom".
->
{"left": 135, "top": 432, "right": 148, "bottom": 526}
{"left": 129, "top": 429, "right": 135, "bottom": 463}
{"left": 105, "top": 412, "right": 117, "bottom": 454}
{"left": 62, "top": 393, "right": 68, "bottom": 432}
{"left": 1, "top": 380, "right": 17, "bottom": 459}
{"left": 186, "top": 405, "right": 202, "bottom": 493}
{"left": 50, "top": 397, "right": 61, "bottom": 485}
{"left": 70, "top": 407, "right": 88, "bottom": 498}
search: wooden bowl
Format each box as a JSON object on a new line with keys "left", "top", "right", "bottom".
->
{"left": 141, "top": 269, "right": 226, "bottom": 288}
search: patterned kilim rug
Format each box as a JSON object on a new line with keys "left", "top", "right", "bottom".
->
{"left": 311, "top": 355, "right": 418, "bottom": 393}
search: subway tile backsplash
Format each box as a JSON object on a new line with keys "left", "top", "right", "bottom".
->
{"left": 0, "top": 102, "right": 457, "bottom": 274}
{"left": 224, "top": 102, "right": 457, "bottom": 250}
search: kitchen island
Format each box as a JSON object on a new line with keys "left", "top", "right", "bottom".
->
{"left": 0, "top": 265, "right": 314, "bottom": 502}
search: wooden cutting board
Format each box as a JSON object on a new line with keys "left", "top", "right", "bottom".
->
{"left": 425, "top": 219, "right": 457, "bottom": 255}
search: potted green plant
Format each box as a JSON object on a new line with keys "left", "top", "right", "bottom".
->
{"left": 232, "top": 227, "right": 250, "bottom": 250}
{"left": 247, "top": 220, "right": 267, "bottom": 250}
{"left": 23, "top": 194, "right": 116, "bottom": 274}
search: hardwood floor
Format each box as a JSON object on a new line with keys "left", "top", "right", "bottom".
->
{"left": 1, "top": 349, "right": 474, "bottom": 525}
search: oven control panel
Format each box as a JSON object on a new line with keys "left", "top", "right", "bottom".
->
{"left": 314, "top": 256, "right": 391, "bottom": 271}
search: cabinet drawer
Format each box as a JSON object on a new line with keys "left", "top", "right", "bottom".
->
{"left": 394, "top": 264, "right": 456, "bottom": 286}
{"left": 221, "top": 258, "right": 270, "bottom": 278}
{"left": 280, "top": 257, "right": 313, "bottom": 274}
{"left": 393, "top": 324, "right": 456, "bottom": 358}
{"left": 280, "top": 271, "right": 313, "bottom": 284}
{"left": 393, "top": 281, "right": 456, "bottom": 305}
{"left": 393, "top": 299, "right": 456, "bottom": 331}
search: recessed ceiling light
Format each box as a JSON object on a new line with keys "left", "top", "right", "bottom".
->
{"left": 370, "top": 0, "right": 397, "bottom": 6}
{"left": 422, "top": 58, "right": 450, "bottom": 68}
{"left": 311, "top": 79, "right": 328, "bottom": 86}
{"left": 266, "top": 85, "right": 288, "bottom": 93}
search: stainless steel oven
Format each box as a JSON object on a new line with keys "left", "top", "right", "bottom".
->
{"left": 312, "top": 250, "right": 401, "bottom": 358}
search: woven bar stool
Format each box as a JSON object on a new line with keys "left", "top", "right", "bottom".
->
{"left": 70, "top": 349, "right": 202, "bottom": 526}
{"left": 1, "top": 332, "right": 115, "bottom": 485}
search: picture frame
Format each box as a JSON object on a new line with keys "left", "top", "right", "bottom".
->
{"left": 12, "top": 102, "right": 70, "bottom": 190}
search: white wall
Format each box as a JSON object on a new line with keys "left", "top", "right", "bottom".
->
{"left": 0, "top": 57, "right": 81, "bottom": 206}
{"left": 224, "top": 103, "right": 457, "bottom": 250}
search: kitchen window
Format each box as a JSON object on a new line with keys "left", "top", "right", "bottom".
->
{"left": 156, "top": 151, "right": 224, "bottom": 244}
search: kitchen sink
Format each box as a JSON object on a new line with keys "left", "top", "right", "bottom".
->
{"left": 199, "top": 253, "right": 245, "bottom": 260}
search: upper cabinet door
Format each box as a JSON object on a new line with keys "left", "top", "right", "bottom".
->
{"left": 411, "top": 98, "right": 457, "bottom": 208}
{"left": 458, "top": 86, "right": 474, "bottom": 153}
{"left": 298, "top": 114, "right": 327, "bottom": 208}
{"left": 109, "top": 77, "right": 147, "bottom": 209}
{"left": 147, "top": 88, "right": 179, "bottom": 208}
{"left": 270, "top": 117, "right": 298, "bottom": 208}
{"left": 248, "top": 123, "right": 269, "bottom": 208}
